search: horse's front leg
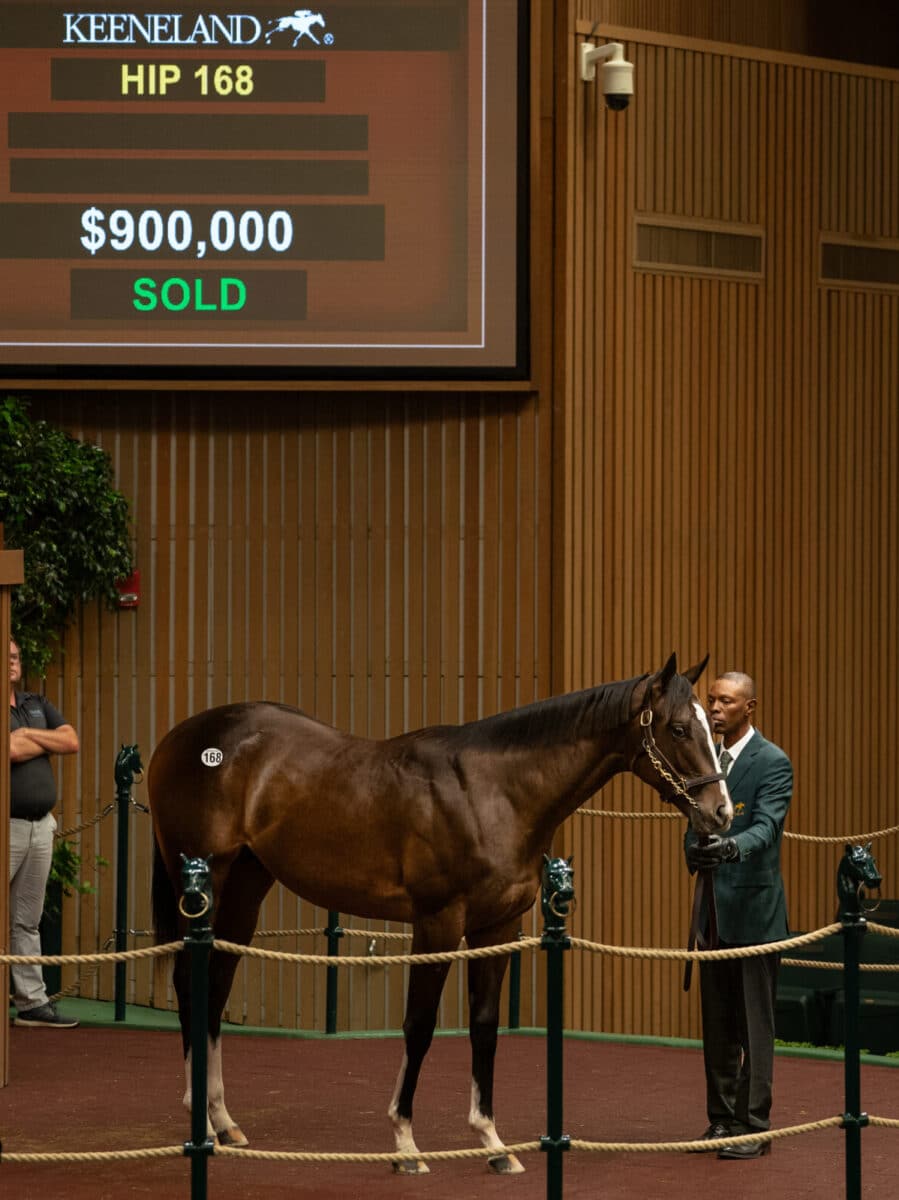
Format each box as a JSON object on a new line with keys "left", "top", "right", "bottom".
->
{"left": 466, "top": 920, "right": 525, "bottom": 1174}
{"left": 388, "top": 918, "right": 458, "bottom": 1174}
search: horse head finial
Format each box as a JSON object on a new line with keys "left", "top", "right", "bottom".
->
{"left": 837, "top": 842, "right": 882, "bottom": 920}
{"left": 115, "top": 743, "right": 144, "bottom": 791}
{"left": 541, "top": 855, "right": 575, "bottom": 928}
{"left": 179, "top": 854, "right": 213, "bottom": 921}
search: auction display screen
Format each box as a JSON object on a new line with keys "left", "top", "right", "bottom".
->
{"left": 0, "top": 1, "right": 527, "bottom": 378}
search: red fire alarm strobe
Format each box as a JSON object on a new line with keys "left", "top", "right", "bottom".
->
{"left": 116, "top": 569, "right": 140, "bottom": 608}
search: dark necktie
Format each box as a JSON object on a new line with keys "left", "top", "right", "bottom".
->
{"left": 719, "top": 748, "right": 733, "bottom": 776}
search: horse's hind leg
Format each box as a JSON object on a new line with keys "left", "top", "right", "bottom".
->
{"left": 466, "top": 919, "right": 525, "bottom": 1173}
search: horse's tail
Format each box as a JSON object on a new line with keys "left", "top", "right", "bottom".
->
{"left": 152, "top": 838, "right": 180, "bottom": 944}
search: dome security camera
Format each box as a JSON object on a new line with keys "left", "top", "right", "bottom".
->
{"left": 579, "top": 41, "right": 634, "bottom": 110}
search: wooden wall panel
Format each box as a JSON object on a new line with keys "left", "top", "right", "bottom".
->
{"left": 558, "top": 16, "right": 899, "bottom": 1037}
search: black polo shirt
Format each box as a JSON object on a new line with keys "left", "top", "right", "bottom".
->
{"left": 10, "top": 691, "right": 66, "bottom": 820}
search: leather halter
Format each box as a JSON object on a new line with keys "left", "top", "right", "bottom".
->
{"left": 637, "top": 706, "right": 727, "bottom": 990}
{"left": 638, "top": 708, "right": 726, "bottom": 812}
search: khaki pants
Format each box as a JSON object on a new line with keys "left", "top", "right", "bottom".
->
{"left": 9, "top": 813, "right": 56, "bottom": 1013}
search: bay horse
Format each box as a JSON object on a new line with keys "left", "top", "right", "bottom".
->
{"left": 148, "top": 653, "right": 731, "bottom": 1173}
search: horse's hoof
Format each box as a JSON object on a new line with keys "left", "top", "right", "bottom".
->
{"left": 391, "top": 1158, "right": 430, "bottom": 1175}
{"left": 487, "top": 1153, "right": 525, "bottom": 1174}
{"left": 216, "top": 1126, "right": 248, "bottom": 1147}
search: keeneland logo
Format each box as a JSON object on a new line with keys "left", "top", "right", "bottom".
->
{"left": 61, "top": 9, "right": 331, "bottom": 46}
{"left": 265, "top": 9, "right": 327, "bottom": 45}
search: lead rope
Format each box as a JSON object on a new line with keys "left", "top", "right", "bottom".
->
{"left": 683, "top": 869, "right": 719, "bottom": 991}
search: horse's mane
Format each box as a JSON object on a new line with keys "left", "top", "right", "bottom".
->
{"left": 433, "top": 674, "right": 651, "bottom": 752}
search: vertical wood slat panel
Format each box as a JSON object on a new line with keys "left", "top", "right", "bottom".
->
{"left": 563, "top": 16, "right": 899, "bottom": 1038}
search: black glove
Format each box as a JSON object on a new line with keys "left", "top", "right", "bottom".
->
{"left": 686, "top": 835, "right": 739, "bottom": 871}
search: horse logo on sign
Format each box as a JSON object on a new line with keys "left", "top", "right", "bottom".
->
{"left": 264, "top": 9, "right": 327, "bottom": 46}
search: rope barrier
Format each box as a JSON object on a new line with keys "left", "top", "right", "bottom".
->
{"left": 4, "top": 919, "right": 894, "bottom": 974}
{"left": 575, "top": 809, "right": 899, "bottom": 844}
{"left": 568, "top": 925, "right": 843, "bottom": 963}
{"left": 216, "top": 1141, "right": 542, "bottom": 1164}
{"left": 54, "top": 794, "right": 150, "bottom": 844}
{"left": 568, "top": 1116, "right": 846, "bottom": 1154}
{"left": 252, "top": 927, "right": 411, "bottom": 941}
{"left": 0, "top": 1146, "right": 185, "bottom": 1164}
{"left": 12, "top": 1115, "right": 899, "bottom": 1166}
{"left": 212, "top": 936, "right": 540, "bottom": 967}
{"left": 13, "top": 920, "right": 896, "bottom": 972}
{"left": 782, "top": 958, "right": 898, "bottom": 972}
{"left": 0, "top": 941, "right": 181, "bottom": 967}
{"left": 868, "top": 923, "right": 899, "bottom": 939}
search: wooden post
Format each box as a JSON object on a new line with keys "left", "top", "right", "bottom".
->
{"left": 0, "top": 524, "right": 26, "bottom": 1087}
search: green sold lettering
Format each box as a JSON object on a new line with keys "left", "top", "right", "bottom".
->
{"left": 132, "top": 277, "right": 247, "bottom": 312}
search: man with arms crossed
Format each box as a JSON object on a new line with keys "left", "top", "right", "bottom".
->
{"left": 9, "top": 637, "right": 80, "bottom": 1027}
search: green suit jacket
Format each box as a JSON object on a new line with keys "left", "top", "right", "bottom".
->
{"left": 685, "top": 729, "right": 793, "bottom": 945}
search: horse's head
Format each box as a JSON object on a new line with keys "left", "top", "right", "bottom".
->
{"left": 631, "top": 653, "right": 733, "bottom": 835}
{"left": 838, "top": 842, "right": 882, "bottom": 915}
{"left": 114, "top": 743, "right": 144, "bottom": 791}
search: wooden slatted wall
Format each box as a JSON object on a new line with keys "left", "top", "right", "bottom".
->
{"left": 558, "top": 17, "right": 899, "bottom": 1037}
{"left": 21, "top": 389, "right": 552, "bottom": 1032}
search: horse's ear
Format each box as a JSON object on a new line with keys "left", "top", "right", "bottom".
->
{"left": 682, "top": 654, "right": 710, "bottom": 686}
{"left": 655, "top": 652, "right": 678, "bottom": 690}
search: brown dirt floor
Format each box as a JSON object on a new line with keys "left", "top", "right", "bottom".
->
{"left": 0, "top": 1025, "right": 896, "bottom": 1199}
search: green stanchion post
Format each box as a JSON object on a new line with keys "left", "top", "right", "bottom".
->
{"left": 181, "top": 855, "right": 216, "bottom": 1200}
{"left": 540, "top": 856, "right": 574, "bottom": 1200}
{"left": 113, "top": 744, "right": 142, "bottom": 1022}
{"left": 326, "top": 910, "right": 344, "bottom": 1034}
{"left": 837, "top": 842, "right": 882, "bottom": 1200}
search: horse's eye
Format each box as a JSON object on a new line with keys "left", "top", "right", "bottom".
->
{"left": 670, "top": 724, "right": 687, "bottom": 739}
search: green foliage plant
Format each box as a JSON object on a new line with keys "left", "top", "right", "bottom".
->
{"left": 44, "top": 838, "right": 109, "bottom": 918}
{"left": 0, "top": 395, "right": 134, "bottom": 676}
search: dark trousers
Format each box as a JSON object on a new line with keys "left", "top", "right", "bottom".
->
{"left": 699, "top": 947, "right": 780, "bottom": 1132}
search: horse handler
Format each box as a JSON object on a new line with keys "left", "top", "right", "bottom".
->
{"left": 684, "top": 670, "right": 793, "bottom": 1159}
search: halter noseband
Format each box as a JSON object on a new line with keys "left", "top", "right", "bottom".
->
{"left": 638, "top": 708, "right": 725, "bottom": 812}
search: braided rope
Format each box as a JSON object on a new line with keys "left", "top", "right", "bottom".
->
{"left": 217, "top": 1141, "right": 541, "bottom": 1164}
{"left": 0, "top": 1146, "right": 184, "bottom": 1164}
{"left": 575, "top": 808, "right": 899, "bottom": 844}
{"left": 580, "top": 808, "right": 680, "bottom": 819}
{"left": 0, "top": 941, "right": 181, "bottom": 967}
{"left": 54, "top": 803, "right": 116, "bottom": 841}
{"left": 212, "top": 936, "right": 540, "bottom": 967}
{"left": 786, "top": 825, "right": 899, "bottom": 844}
{"left": 568, "top": 1116, "right": 845, "bottom": 1154}
{"left": 568, "top": 925, "right": 843, "bottom": 962}
{"left": 8, "top": 1116, "right": 899, "bottom": 1166}
{"left": 253, "top": 927, "right": 411, "bottom": 941}
{"left": 868, "top": 923, "right": 899, "bottom": 939}
{"left": 6, "top": 920, "right": 894, "bottom": 972}
{"left": 782, "top": 957, "right": 898, "bottom": 972}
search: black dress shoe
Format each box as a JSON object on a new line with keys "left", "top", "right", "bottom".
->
{"left": 717, "top": 1138, "right": 772, "bottom": 1159}
{"left": 687, "top": 1122, "right": 731, "bottom": 1152}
